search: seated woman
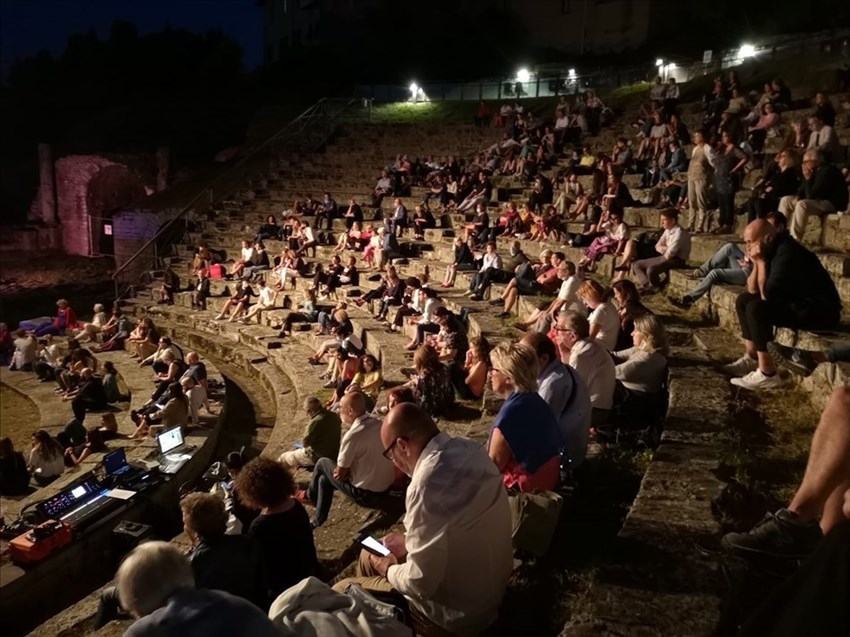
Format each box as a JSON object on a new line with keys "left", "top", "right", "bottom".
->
{"left": 241, "top": 280, "right": 277, "bottom": 324}
{"left": 9, "top": 329, "right": 37, "bottom": 372}
{"left": 407, "top": 345, "right": 455, "bottom": 418}
{"left": 342, "top": 198, "right": 364, "bottom": 230}
{"left": 565, "top": 203, "right": 604, "bottom": 247}
{"left": 34, "top": 299, "right": 79, "bottom": 337}
{"left": 577, "top": 205, "right": 629, "bottom": 272}
{"left": 577, "top": 280, "right": 620, "bottom": 351}
{"left": 747, "top": 102, "right": 781, "bottom": 152}
{"left": 0, "top": 437, "right": 31, "bottom": 495}
{"left": 149, "top": 350, "right": 187, "bottom": 403}
{"left": 242, "top": 241, "right": 271, "bottom": 282}
{"left": 131, "top": 383, "right": 189, "bottom": 439}
{"left": 272, "top": 249, "right": 304, "bottom": 291}
{"left": 126, "top": 317, "right": 158, "bottom": 359}
{"left": 214, "top": 281, "right": 255, "bottom": 322}
{"left": 255, "top": 215, "right": 281, "bottom": 242}
{"left": 307, "top": 310, "right": 355, "bottom": 365}
{"left": 228, "top": 240, "right": 256, "bottom": 279}
{"left": 411, "top": 205, "right": 436, "bottom": 241}
{"left": 373, "top": 271, "right": 405, "bottom": 322}
{"left": 403, "top": 288, "right": 443, "bottom": 350}
{"left": 28, "top": 430, "right": 65, "bottom": 486}
{"left": 347, "top": 354, "right": 383, "bottom": 405}
{"left": 612, "top": 279, "right": 652, "bottom": 351}
{"left": 101, "top": 361, "right": 129, "bottom": 403}
{"left": 64, "top": 428, "right": 107, "bottom": 467}
{"left": 234, "top": 458, "right": 319, "bottom": 604}
{"left": 334, "top": 221, "right": 363, "bottom": 252}
{"left": 74, "top": 303, "right": 109, "bottom": 343}
{"left": 487, "top": 342, "right": 561, "bottom": 493}
{"left": 463, "top": 203, "right": 490, "bottom": 246}
{"left": 745, "top": 148, "right": 800, "bottom": 222}
{"left": 277, "top": 289, "right": 319, "bottom": 337}
{"left": 440, "top": 237, "right": 476, "bottom": 288}
{"left": 529, "top": 205, "right": 560, "bottom": 242}
{"left": 157, "top": 267, "right": 180, "bottom": 305}
{"left": 611, "top": 314, "right": 669, "bottom": 423}
{"left": 453, "top": 335, "right": 490, "bottom": 400}
{"left": 97, "top": 413, "right": 119, "bottom": 440}
{"left": 362, "top": 228, "right": 383, "bottom": 270}
{"left": 323, "top": 349, "right": 359, "bottom": 407}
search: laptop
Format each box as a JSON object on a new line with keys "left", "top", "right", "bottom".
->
{"left": 157, "top": 427, "right": 195, "bottom": 475}
{"left": 103, "top": 448, "right": 143, "bottom": 483}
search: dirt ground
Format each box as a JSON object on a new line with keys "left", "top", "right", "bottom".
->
{"left": 0, "top": 252, "right": 114, "bottom": 296}
{"left": 0, "top": 384, "right": 39, "bottom": 454}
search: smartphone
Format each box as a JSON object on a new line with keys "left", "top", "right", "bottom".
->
{"left": 357, "top": 533, "right": 391, "bottom": 557}
{"left": 293, "top": 442, "right": 304, "bottom": 449}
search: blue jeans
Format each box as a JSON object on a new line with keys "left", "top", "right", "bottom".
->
{"left": 307, "top": 457, "right": 397, "bottom": 528}
{"left": 686, "top": 243, "right": 749, "bottom": 301}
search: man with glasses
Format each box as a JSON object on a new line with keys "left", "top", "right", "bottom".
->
{"left": 304, "top": 391, "right": 395, "bottom": 529}
{"left": 778, "top": 149, "right": 847, "bottom": 244}
{"left": 555, "top": 311, "right": 616, "bottom": 426}
{"left": 333, "top": 403, "right": 513, "bottom": 637}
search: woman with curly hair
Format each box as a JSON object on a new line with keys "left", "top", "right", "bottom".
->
{"left": 407, "top": 345, "right": 455, "bottom": 417}
{"left": 234, "top": 457, "right": 319, "bottom": 603}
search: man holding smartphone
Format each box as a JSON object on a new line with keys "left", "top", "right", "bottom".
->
{"left": 334, "top": 403, "right": 513, "bottom": 636}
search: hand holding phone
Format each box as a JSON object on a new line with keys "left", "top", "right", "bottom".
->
{"left": 358, "top": 533, "right": 391, "bottom": 557}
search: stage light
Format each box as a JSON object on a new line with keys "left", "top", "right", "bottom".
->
{"left": 655, "top": 58, "right": 663, "bottom": 67}
{"left": 739, "top": 44, "right": 756, "bottom": 59}
{"left": 516, "top": 68, "right": 531, "bottom": 83}
{"left": 409, "top": 82, "right": 418, "bottom": 97}
{"left": 568, "top": 68, "right": 577, "bottom": 79}
{"left": 667, "top": 62, "right": 676, "bottom": 70}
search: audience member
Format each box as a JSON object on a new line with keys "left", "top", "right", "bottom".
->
{"left": 779, "top": 149, "right": 847, "bottom": 244}
{"left": 27, "top": 429, "right": 65, "bottom": 486}
{"left": 0, "top": 437, "right": 31, "bottom": 495}
{"left": 577, "top": 280, "right": 620, "bottom": 350}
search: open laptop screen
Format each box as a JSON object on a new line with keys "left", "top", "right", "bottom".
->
{"left": 158, "top": 427, "right": 184, "bottom": 455}
{"left": 103, "top": 448, "right": 128, "bottom": 475}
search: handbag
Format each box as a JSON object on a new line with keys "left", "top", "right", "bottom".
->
{"left": 507, "top": 489, "right": 563, "bottom": 557}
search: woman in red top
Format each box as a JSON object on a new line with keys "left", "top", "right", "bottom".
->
{"left": 35, "top": 299, "right": 78, "bottom": 336}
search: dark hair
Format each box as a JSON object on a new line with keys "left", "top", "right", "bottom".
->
{"left": 166, "top": 382, "right": 189, "bottom": 410}
{"left": 660, "top": 208, "right": 679, "bottom": 221}
{"left": 406, "top": 277, "right": 422, "bottom": 289}
{"left": 86, "top": 428, "right": 106, "bottom": 451}
{"left": 387, "top": 386, "right": 416, "bottom": 406}
{"left": 225, "top": 450, "right": 246, "bottom": 471}
{"left": 766, "top": 210, "right": 788, "bottom": 229}
{"left": 358, "top": 354, "right": 380, "bottom": 373}
{"left": 234, "top": 457, "right": 295, "bottom": 510}
{"left": 523, "top": 331, "right": 558, "bottom": 364}
{"left": 612, "top": 279, "right": 642, "bottom": 304}
{"left": 32, "top": 430, "right": 63, "bottom": 461}
{"left": 0, "top": 437, "right": 15, "bottom": 458}
{"left": 103, "top": 361, "right": 117, "bottom": 375}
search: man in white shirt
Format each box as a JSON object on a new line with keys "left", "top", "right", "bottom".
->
{"left": 333, "top": 403, "right": 513, "bottom": 636}
{"left": 465, "top": 241, "right": 503, "bottom": 298}
{"left": 514, "top": 261, "right": 585, "bottom": 332}
{"left": 306, "top": 391, "right": 396, "bottom": 529}
{"left": 297, "top": 221, "right": 318, "bottom": 257}
{"left": 521, "top": 332, "right": 592, "bottom": 470}
{"left": 632, "top": 208, "right": 691, "bottom": 292}
{"left": 806, "top": 113, "right": 840, "bottom": 163}
{"left": 555, "top": 311, "right": 616, "bottom": 426}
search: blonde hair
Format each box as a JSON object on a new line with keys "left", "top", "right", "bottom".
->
{"left": 633, "top": 314, "right": 669, "bottom": 356}
{"left": 334, "top": 309, "right": 349, "bottom": 322}
{"left": 490, "top": 342, "right": 539, "bottom": 393}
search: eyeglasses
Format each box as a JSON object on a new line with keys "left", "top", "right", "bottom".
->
{"left": 382, "top": 437, "right": 405, "bottom": 460}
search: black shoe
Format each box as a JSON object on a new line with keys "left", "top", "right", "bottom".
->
{"left": 669, "top": 296, "right": 693, "bottom": 309}
{"left": 768, "top": 342, "right": 818, "bottom": 377}
{"left": 496, "top": 311, "right": 511, "bottom": 318}
{"left": 470, "top": 294, "right": 484, "bottom": 301}
{"left": 488, "top": 299, "right": 502, "bottom": 306}
{"left": 721, "top": 509, "right": 823, "bottom": 559}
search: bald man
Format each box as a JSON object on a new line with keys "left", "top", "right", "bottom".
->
{"left": 333, "top": 403, "right": 513, "bottom": 636}
{"left": 305, "top": 391, "right": 395, "bottom": 529}
{"left": 723, "top": 219, "right": 840, "bottom": 390}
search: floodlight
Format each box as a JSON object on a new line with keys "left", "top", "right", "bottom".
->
{"left": 516, "top": 68, "right": 531, "bottom": 83}
{"left": 667, "top": 62, "right": 676, "bottom": 70}
{"left": 568, "top": 68, "right": 577, "bottom": 79}
{"left": 739, "top": 44, "right": 756, "bottom": 59}
{"left": 655, "top": 58, "right": 663, "bottom": 67}
{"left": 409, "top": 82, "right": 418, "bottom": 95}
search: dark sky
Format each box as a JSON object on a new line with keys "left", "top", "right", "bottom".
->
{"left": 0, "top": 0, "right": 263, "bottom": 76}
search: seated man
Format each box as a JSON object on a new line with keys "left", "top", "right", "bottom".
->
{"left": 514, "top": 261, "right": 585, "bottom": 333}
{"left": 672, "top": 211, "right": 788, "bottom": 309}
{"left": 305, "top": 391, "right": 396, "bottom": 528}
{"left": 333, "top": 403, "right": 513, "bottom": 637}
{"left": 278, "top": 396, "right": 341, "bottom": 470}
{"left": 555, "top": 311, "right": 616, "bottom": 427}
{"left": 111, "top": 542, "right": 278, "bottom": 637}
{"left": 95, "top": 494, "right": 267, "bottom": 628}
{"left": 806, "top": 112, "right": 840, "bottom": 163}
{"left": 521, "top": 331, "right": 592, "bottom": 470}
{"left": 385, "top": 198, "right": 408, "bottom": 237}
{"left": 779, "top": 149, "right": 848, "bottom": 244}
{"left": 723, "top": 219, "right": 841, "bottom": 390}
{"left": 465, "top": 241, "right": 502, "bottom": 299}
{"left": 63, "top": 367, "right": 108, "bottom": 425}
{"left": 493, "top": 250, "right": 564, "bottom": 318}
{"left": 629, "top": 208, "right": 691, "bottom": 292}
{"left": 469, "top": 240, "right": 528, "bottom": 301}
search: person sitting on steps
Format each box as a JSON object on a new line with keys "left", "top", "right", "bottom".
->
{"left": 722, "top": 219, "right": 841, "bottom": 391}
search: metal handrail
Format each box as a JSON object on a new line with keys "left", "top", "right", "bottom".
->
{"left": 112, "top": 97, "right": 364, "bottom": 299}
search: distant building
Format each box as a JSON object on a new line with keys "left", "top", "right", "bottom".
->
{"left": 260, "top": 0, "right": 656, "bottom": 64}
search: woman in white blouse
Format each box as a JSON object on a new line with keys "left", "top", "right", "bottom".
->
{"left": 577, "top": 280, "right": 620, "bottom": 351}
{"left": 577, "top": 206, "right": 630, "bottom": 272}
{"left": 612, "top": 314, "right": 669, "bottom": 395}
{"left": 28, "top": 430, "right": 65, "bottom": 486}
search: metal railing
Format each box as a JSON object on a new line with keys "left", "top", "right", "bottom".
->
{"left": 354, "top": 29, "right": 849, "bottom": 104}
{"left": 111, "top": 97, "right": 367, "bottom": 300}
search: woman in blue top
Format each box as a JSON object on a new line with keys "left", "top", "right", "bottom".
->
{"left": 487, "top": 342, "right": 562, "bottom": 493}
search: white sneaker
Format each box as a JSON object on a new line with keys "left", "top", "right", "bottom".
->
{"left": 722, "top": 355, "right": 758, "bottom": 376}
{"left": 731, "top": 369, "right": 786, "bottom": 390}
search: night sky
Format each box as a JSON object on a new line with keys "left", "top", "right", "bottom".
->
{"left": 0, "top": 0, "right": 263, "bottom": 76}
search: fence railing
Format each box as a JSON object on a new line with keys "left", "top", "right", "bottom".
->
{"left": 111, "top": 97, "right": 368, "bottom": 300}
{"left": 354, "top": 29, "right": 849, "bottom": 104}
